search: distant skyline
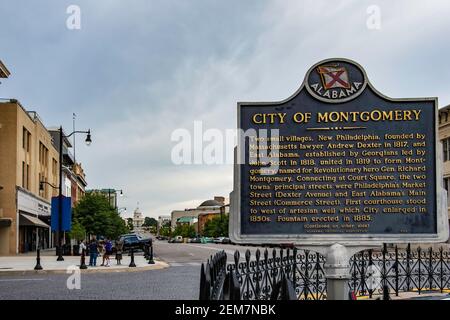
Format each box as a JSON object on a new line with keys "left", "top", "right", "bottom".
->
{"left": 1, "top": 0, "right": 449, "bottom": 219}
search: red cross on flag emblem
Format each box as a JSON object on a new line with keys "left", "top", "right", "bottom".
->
{"left": 317, "top": 65, "right": 351, "bottom": 90}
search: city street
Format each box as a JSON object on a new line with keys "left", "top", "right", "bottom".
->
{"left": 0, "top": 240, "right": 262, "bottom": 300}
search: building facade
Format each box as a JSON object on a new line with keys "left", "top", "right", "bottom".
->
{"left": 86, "top": 188, "right": 120, "bottom": 209}
{"left": 439, "top": 105, "right": 450, "bottom": 222}
{"left": 0, "top": 100, "right": 59, "bottom": 255}
{"left": 157, "top": 215, "right": 171, "bottom": 235}
{"left": 132, "top": 207, "right": 145, "bottom": 230}
{"left": 170, "top": 196, "right": 227, "bottom": 235}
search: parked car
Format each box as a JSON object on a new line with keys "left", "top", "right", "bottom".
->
{"left": 188, "top": 237, "right": 202, "bottom": 243}
{"left": 201, "top": 237, "right": 214, "bottom": 244}
{"left": 168, "top": 235, "right": 183, "bottom": 243}
{"left": 213, "top": 237, "right": 231, "bottom": 244}
{"left": 118, "top": 233, "right": 152, "bottom": 252}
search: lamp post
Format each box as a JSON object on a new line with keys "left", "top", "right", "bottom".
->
{"left": 105, "top": 189, "right": 123, "bottom": 210}
{"left": 220, "top": 205, "right": 225, "bottom": 236}
{"left": 54, "top": 126, "right": 91, "bottom": 261}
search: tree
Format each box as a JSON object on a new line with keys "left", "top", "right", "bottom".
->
{"left": 159, "top": 226, "right": 171, "bottom": 237}
{"left": 68, "top": 218, "right": 86, "bottom": 241}
{"left": 203, "top": 215, "right": 229, "bottom": 237}
{"left": 73, "top": 193, "right": 129, "bottom": 239}
{"left": 127, "top": 218, "right": 134, "bottom": 231}
{"left": 142, "top": 217, "right": 157, "bottom": 227}
{"left": 172, "top": 224, "right": 196, "bottom": 238}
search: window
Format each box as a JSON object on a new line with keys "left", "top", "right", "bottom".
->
{"left": 22, "top": 127, "right": 31, "bottom": 152}
{"left": 38, "top": 142, "right": 48, "bottom": 166}
{"left": 21, "top": 162, "right": 30, "bottom": 190}
{"left": 22, "top": 161, "right": 26, "bottom": 188}
{"left": 445, "top": 178, "right": 449, "bottom": 192}
{"left": 26, "top": 164, "right": 30, "bottom": 190}
{"left": 52, "top": 158, "right": 57, "bottom": 175}
{"left": 38, "top": 173, "right": 42, "bottom": 195}
{"left": 443, "top": 138, "right": 450, "bottom": 162}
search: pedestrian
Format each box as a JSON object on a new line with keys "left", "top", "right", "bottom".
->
{"left": 79, "top": 240, "right": 87, "bottom": 255}
{"left": 104, "top": 238, "right": 113, "bottom": 267}
{"left": 115, "top": 239, "right": 124, "bottom": 265}
{"left": 88, "top": 237, "right": 98, "bottom": 267}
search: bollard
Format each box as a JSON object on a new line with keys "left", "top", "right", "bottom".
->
{"left": 144, "top": 244, "right": 149, "bottom": 260}
{"left": 80, "top": 248, "right": 87, "bottom": 270}
{"left": 129, "top": 248, "right": 136, "bottom": 267}
{"left": 34, "top": 249, "right": 43, "bottom": 270}
{"left": 148, "top": 243, "right": 155, "bottom": 265}
{"left": 383, "top": 285, "right": 391, "bottom": 300}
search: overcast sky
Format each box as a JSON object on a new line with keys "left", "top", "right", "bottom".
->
{"left": 1, "top": 0, "right": 449, "bottom": 219}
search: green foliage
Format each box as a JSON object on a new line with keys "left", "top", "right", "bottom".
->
{"left": 203, "top": 215, "right": 229, "bottom": 237}
{"left": 127, "top": 218, "right": 134, "bottom": 231}
{"left": 73, "top": 193, "right": 129, "bottom": 239}
{"left": 159, "top": 226, "right": 171, "bottom": 237}
{"left": 68, "top": 219, "right": 86, "bottom": 241}
{"left": 143, "top": 217, "right": 157, "bottom": 227}
{"left": 172, "top": 224, "right": 196, "bottom": 238}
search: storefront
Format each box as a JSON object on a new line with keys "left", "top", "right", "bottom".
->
{"left": 17, "top": 189, "right": 52, "bottom": 253}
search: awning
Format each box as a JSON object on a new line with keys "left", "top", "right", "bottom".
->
{"left": 19, "top": 214, "right": 50, "bottom": 228}
{"left": 177, "top": 216, "right": 197, "bottom": 223}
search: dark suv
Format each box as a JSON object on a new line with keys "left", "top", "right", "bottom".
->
{"left": 118, "top": 234, "right": 152, "bottom": 252}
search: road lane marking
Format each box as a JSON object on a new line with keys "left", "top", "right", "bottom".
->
{"left": 184, "top": 244, "right": 235, "bottom": 255}
{"left": 169, "top": 262, "right": 202, "bottom": 267}
{"left": 0, "top": 278, "right": 46, "bottom": 282}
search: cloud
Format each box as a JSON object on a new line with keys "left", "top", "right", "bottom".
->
{"left": 1, "top": 0, "right": 449, "bottom": 218}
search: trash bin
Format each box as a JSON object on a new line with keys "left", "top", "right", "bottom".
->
{"left": 63, "top": 244, "right": 72, "bottom": 256}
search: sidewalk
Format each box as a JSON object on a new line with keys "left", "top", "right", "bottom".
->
{"left": 0, "top": 253, "right": 169, "bottom": 276}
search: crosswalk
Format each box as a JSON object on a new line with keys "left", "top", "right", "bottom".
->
{"left": 169, "top": 262, "right": 203, "bottom": 267}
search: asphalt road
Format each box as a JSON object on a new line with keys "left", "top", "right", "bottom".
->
{"left": 0, "top": 240, "right": 260, "bottom": 300}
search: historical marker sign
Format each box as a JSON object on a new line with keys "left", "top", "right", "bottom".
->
{"left": 230, "top": 58, "right": 448, "bottom": 246}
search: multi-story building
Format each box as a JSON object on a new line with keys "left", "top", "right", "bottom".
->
{"left": 48, "top": 128, "right": 75, "bottom": 199}
{"left": 170, "top": 196, "right": 227, "bottom": 235}
{"left": 0, "top": 60, "right": 10, "bottom": 79}
{"left": 0, "top": 100, "right": 60, "bottom": 255}
{"left": 48, "top": 129, "right": 88, "bottom": 210}
{"left": 198, "top": 204, "right": 229, "bottom": 236}
{"left": 71, "top": 162, "right": 87, "bottom": 205}
{"left": 157, "top": 215, "right": 171, "bottom": 235}
{"left": 86, "top": 188, "right": 121, "bottom": 209}
{"left": 132, "top": 206, "right": 145, "bottom": 230}
{"left": 439, "top": 105, "right": 450, "bottom": 224}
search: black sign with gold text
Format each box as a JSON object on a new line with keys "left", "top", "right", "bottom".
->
{"left": 232, "top": 58, "right": 442, "bottom": 243}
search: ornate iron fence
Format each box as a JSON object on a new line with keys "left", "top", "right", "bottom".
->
{"left": 200, "top": 248, "right": 326, "bottom": 300}
{"left": 200, "top": 244, "right": 450, "bottom": 300}
{"left": 349, "top": 244, "right": 450, "bottom": 298}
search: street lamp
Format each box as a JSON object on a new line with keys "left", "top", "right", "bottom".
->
{"left": 105, "top": 189, "right": 123, "bottom": 209}
{"left": 220, "top": 205, "right": 225, "bottom": 237}
{"left": 55, "top": 126, "right": 91, "bottom": 261}
{"left": 118, "top": 207, "right": 127, "bottom": 215}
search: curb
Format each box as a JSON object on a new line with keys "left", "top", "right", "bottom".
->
{"left": 0, "top": 260, "right": 170, "bottom": 277}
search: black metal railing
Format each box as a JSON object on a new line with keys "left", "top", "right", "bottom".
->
{"left": 200, "top": 244, "right": 450, "bottom": 300}
{"left": 199, "top": 251, "right": 228, "bottom": 300}
{"left": 349, "top": 244, "right": 450, "bottom": 298}
{"left": 200, "top": 248, "right": 326, "bottom": 300}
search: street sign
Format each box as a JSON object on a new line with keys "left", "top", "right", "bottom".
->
{"left": 51, "top": 195, "right": 72, "bottom": 231}
{"left": 230, "top": 58, "right": 449, "bottom": 246}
